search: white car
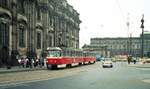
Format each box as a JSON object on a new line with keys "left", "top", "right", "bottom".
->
{"left": 102, "top": 58, "right": 113, "bottom": 68}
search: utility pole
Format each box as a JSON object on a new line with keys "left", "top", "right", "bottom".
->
{"left": 141, "top": 14, "right": 144, "bottom": 58}
{"left": 129, "top": 33, "right": 132, "bottom": 56}
{"left": 126, "top": 13, "right": 130, "bottom": 56}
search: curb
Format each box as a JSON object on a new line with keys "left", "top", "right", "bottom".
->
{"left": 0, "top": 67, "right": 46, "bottom": 74}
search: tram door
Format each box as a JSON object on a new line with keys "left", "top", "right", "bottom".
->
{"left": 0, "top": 23, "right": 9, "bottom": 67}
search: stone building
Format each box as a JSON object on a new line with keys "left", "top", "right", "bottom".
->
{"left": 0, "top": 0, "right": 81, "bottom": 67}
{"left": 83, "top": 32, "right": 150, "bottom": 58}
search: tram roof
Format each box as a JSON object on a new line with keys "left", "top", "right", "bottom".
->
{"left": 47, "top": 47, "right": 83, "bottom": 51}
{"left": 62, "top": 47, "right": 83, "bottom": 51}
{"left": 47, "top": 47, "right": 61, "bottom": 51}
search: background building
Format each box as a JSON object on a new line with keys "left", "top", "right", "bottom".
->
{"left": 83, "top": 32, "right": 150, "bottom": 58}
{"left": 0, "top": 0, "right": 81, "bottom": 67}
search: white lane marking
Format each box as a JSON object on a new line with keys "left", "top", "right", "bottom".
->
{"left": 136, "top": 68, "right": 150, "bottom": 71}
{"left": 142, "top": 79, "right": 150, "bottom": 84}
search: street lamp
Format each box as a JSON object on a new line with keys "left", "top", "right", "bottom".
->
{"left": 126, "top": 13, "right": 130, "bottom": 56}
{"left": 141, "top": 14, "right": 144, "bottom": 58}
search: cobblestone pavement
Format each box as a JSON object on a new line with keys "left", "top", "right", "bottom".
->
{"left": 0, "top": 66, "right": 46, "bottom": 74}
{"left": 0, "top": 64, "right": 97, "bottom": 86}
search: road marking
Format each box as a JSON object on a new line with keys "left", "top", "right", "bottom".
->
{"left": 136, "top": 68, "right": 150, "bottom": 71}
{"left": 142, "top": 79, "right": 150, "bottom": 84}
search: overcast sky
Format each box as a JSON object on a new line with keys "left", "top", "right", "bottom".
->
{"left": 67, "top": 0, "right": 150, "bottom": 48}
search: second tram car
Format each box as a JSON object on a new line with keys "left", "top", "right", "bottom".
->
{"left": 46, "top": 47, "right": 96, "bottom": 69}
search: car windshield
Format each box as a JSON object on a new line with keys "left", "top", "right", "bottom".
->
{"left": 104, "top": 58, "right": 112, "bottom": 61}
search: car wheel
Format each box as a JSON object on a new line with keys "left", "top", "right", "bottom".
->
{"left": 111, "top": 65, "right": 113, "bottom": 68}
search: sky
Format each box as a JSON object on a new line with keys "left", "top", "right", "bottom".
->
{"left": 67, "top": 0, "right": 150, "bottom": 48}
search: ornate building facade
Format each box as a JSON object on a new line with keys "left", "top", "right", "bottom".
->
{"left": 83, "top": 33, "right": 150, "bottom": 58}
{"left": 0, "top": 0, "right": 81, "bottom": 67}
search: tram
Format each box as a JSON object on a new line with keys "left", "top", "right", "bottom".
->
{"left": 46, "top": 47, "right": 96, "bottom": 69}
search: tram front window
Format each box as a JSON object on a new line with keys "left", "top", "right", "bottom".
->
{"left": 47, "top": 51, "right": 61, "bottom": 57}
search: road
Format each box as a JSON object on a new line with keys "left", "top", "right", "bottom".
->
{"left": 0, "top": 62, "right": 150, "bottom": 89}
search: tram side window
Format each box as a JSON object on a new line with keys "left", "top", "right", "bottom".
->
{"left": 70, "top": 51, "right": 73, "bottom": 57}
{"left": 76, "top": 51, "right": 79, "bottom": 57}
{"left": 78, "top": 51, "right": 82, "bottom": 57}
{"left": 80, "top": 51, "right": 83, "bottom": 57}
{"left": 83, "top": 53, "right": 86, "bottom": 57}
{"left": 66, "top": 50, "right": 70, "bottom": 57}
{"left": 62, "top": 50, "right": 65, "bottom": 56}
{"left": 63, "top": 50, "right": 67, "bottom": 57}
{"left": 73, "top": 51, "right": 75, "bottom": 57}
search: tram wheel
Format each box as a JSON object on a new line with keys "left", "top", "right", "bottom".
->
{"left": 66, "top": 64, "right": 71, "bottom": 68}
{"left": 47, "top": 64, "right": 51, "bottom": 70}
{"left": 51, "top": 65, "right": 57, "bottom": 69}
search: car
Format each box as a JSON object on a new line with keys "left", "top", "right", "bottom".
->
{"left": 102, "top": 58, "right": 113, "bottom": 68}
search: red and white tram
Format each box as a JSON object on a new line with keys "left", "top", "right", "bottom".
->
{"left": 46, "top": 47, "right": 96, "bottom": 69}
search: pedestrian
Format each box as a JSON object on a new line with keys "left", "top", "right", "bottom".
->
{"left": 34, "top": 58, "right": 38, "bottom": 67}
{"left": 25, "top": 57, "right": 29, "bottom": 68}
{"left": 31, "top": 58, "right": 34, "bottom": 68}
{"left": 23, "top": 57, "right": 27, "bottom": 68}
{"left": 133, "top": 58, "right": 136, "bottom": 64}
{"left": 44, "top": 58, "right": 47, "bottom": 67}
{"left": 28, "top": 57, "right": 32, "bottom": 68}
{"left": 127, "top": 56, "right": 131, "bottom": 64}
{"left": 39, "top": 56, "right": 44, "bottom": 68}
{"left": 20, "top": 57, "right": 24, "bottom": 67}
{"left": 25, "top": 57, "right": 29, "bottom": 67}
{"left": 18, "top": 58, "right": 21, "bottom": 67}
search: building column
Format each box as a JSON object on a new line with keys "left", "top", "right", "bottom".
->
{"left": 25, "top": 0, "right": 36, "bottom": 59}
{"left": 11, "top": 0, "right": 19, "bottom": 66}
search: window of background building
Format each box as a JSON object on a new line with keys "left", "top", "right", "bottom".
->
{"left": 37, "top": 8, "right": 41, "bottom": 21}
{"left": 37, "top": 32, "right": 41, "bottom": 49}
{"left": 0, "top": 0, "right": 7, "bottom": 8}
{"left": 18, "top": 0, "right": 25, "bottom": 14}
{"left": 58, "top": 37, "right": 61, "bottom": 46}
{"left": 19, "top": 27, "right": 25, "bottom": 47}
{"left": 66, "top": 40, "right": 68, "bottom": 47}
{"left": 50, "top": 16, "right": 52, "bottom": 26}
{"left": 49, "top": 35, "right": 52, "bottom": 47}
{"left": 20, "top": 1, "right": 25, "bottom": 14}
{"left": 0, "top": 23, "right": 8, "bottom": 46}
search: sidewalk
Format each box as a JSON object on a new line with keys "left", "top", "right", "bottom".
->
{"left": 128, "top": 63, "right": 150, "bottom": 68}
{"left": 0, "top": 66, "right": 46, "bottom": 74}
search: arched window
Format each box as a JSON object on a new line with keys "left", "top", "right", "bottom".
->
{"left": 0, "top": 0, "right": 7, "bottom": 8}
{"left": 49, "top": 35, "right": 52, "bottom": 47}
{"left": 37, "top": 32, "right": 41, "bottom": 49}
{"left": 37, "top": 7, "right": 41, "bottom": 21}
{"left": 0, "top": 23, "right": 9, "bottom": 46}
{"left": 19, "top": 26, "right": 25, "bottom": 47}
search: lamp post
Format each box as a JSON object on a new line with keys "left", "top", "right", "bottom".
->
{"left": 141, "top": 14, "right": 144, "bottom": 59}
{"left": 126, "top": 13, "right": 130, "bottom": 56}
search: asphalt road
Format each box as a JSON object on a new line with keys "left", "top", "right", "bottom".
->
{"left": 0, "top": 62, "right": 150, "bottom": 89}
